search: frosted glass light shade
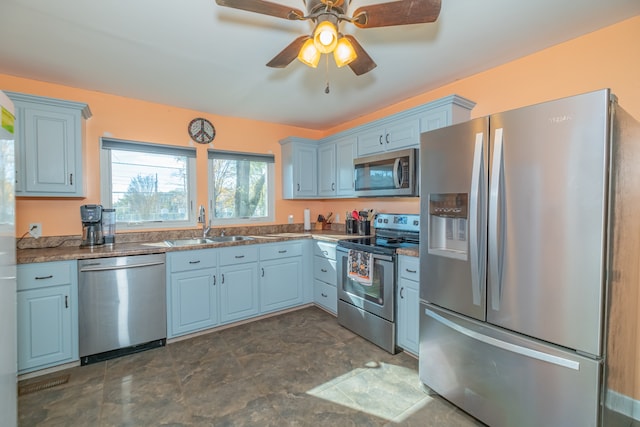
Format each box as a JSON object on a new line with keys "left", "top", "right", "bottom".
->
{"left": 334, "top": 37, "right": 357, "bottom": 67}
{"left": 313, "top": 21, "right": 338, "bottom": 54}
{"left": 297, "top": 38, "right": 321, "bottom": 68}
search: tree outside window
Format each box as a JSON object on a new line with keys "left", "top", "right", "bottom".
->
{"left": 209, "top": 150, "right": 274, "bottom": 223}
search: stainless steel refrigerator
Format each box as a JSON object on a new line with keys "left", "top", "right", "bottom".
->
{"left": 419, "top": 89, "right": 639, "bottom": 427}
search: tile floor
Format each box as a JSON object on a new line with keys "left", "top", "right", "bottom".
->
{"left": 18, "top": 306, "right": 485, "bottom": 426}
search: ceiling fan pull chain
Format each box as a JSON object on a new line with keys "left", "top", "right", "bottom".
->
{"left": 325, "top": 54, "right": 330, "bottom": 94}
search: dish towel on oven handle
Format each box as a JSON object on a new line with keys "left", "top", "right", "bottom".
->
{"left": 347, "top": 249, "right": 373, "bottom": 286}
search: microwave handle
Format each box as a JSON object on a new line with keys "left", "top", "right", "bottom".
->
{"left": 393, "top": 158, "right": 404, "bottom": 188}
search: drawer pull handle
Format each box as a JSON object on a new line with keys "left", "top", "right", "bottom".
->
{"left": 405, "top": 268, "right": 417, "bottom": 273}
{"left": 235, "top": 255, "right": 245, "bottom": 259}
{"left": 213, "top": 275, "right": 216, "bottom": 286}
{"left": 400, "top": 287, "right": 404, "bottom": 299}
{"left": 261, "top": 267, "right": 265, "bottom": 277}
{"left": 221, "top": 274, "right": 225, "bottom": 284}
{"left": 320, "top": 268, "right": 327, "bottom": 273}
{"left": 278, "top": 250, "right": 287, "bottom": 254}
{"left": 65, "top": 295, "right": 69, "bottom": 308}
{"left": 189, "top": 260, "right": 201, "bottom": 264}
{"left": 35, "top": 275, "right": 53, "bottom": 280}
{"left": 70, "top": 173, "right": 73, "bottom": 185}
{"left": 321, "top": 293, "right": 328, "bottom": 298}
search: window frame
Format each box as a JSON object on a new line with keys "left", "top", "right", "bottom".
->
{"left": 100, "top": 137, "right": 197, "bottom": 230}
{"left": 207, "top": 149, "right": 275, "bottom": 225}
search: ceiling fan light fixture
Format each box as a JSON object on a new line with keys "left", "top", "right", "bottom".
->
{"left": 297, "top": 38, "right": 321, "bottom": 68}
{"left": 333, "top": 36, "right": 357, "bottom": 67}
{"left": 313, "top": 19, "right": 338, "bottom": 54}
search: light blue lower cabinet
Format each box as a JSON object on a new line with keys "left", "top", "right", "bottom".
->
{"left": 169, "top": 268, "right": 218, "bottom": 337}
{"left": 219, "top": 262, "right": 259, "bottom": 324}
{"left": 17, "top": 286, "right": 73, "bottom": 372}
{"left": 397, "top": 276, "right": 420, "bottom": 355}
{"left": 259, "top": 256, "right": 303, "bottom": 314}
{"left": 17, "top": 260, "right": 78, "bottom": 373}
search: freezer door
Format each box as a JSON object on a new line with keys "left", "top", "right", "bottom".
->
{"left": 419, "top": 303, "right": 602, "bottom": 427}
{"left": 487, "top": 89, "right": 609, "bottom": 356}
{"left": 420, "top": 117, "right": 488, "bottom": 321}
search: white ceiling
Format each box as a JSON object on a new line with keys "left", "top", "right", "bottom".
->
{"left": 1, "top": 0, "right": 638, "bottom": 129}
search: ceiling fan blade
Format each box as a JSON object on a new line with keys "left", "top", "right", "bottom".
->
{"left": 266, "top": 36, "right": 309, "bottom": 68}
{"left": 215, "top": 0, "right": 305, "bottom": 20}
{"left": 344, "top": 35, "right": 377, "bottom": 76}
{"left": 352, "top": 0, "right": 441, "bottom": 28}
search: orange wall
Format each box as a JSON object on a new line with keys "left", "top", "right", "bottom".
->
{"left": 2, "top": 16, "right": 638, "bottom": 237}
{"left": 0, "top": 76, "right": 324, "bottom": 236}
{"left": 310, "top": 15, "right": 640, "bottom": 227}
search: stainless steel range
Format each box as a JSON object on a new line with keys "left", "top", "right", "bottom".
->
{"left": 337, "top": 213, "right": 420, "bottom": 353}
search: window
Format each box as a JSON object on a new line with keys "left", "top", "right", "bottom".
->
{"left": 208, "top": 149, "right": 274, "bottom": 224}
{"left": 100, "top": 138, "right": 196, "bottom": 229}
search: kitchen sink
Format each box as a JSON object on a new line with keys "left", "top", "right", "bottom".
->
{"left": 209, "top": 235, "right": 254, "bottom": 242}
{"left": 163, "top": 236, "right": 255, "bottom": 246}
{"left": 164, "top": 238, "right": 217, "bottom": 247}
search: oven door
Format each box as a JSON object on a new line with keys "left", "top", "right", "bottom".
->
{"left": 336, "top": 246, "right": 395, "bottom": 321}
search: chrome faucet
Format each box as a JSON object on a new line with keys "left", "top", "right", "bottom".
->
{"left": 198, "top": 205, "right": 211, "bottom": 238}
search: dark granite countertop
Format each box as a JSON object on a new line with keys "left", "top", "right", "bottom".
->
{"left": 17, "top": 231, "right": 362, "bottom": 264}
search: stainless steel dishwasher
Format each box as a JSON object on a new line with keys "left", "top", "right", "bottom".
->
{"left": 78, "top": 253, "right": 166, "bottom": 365}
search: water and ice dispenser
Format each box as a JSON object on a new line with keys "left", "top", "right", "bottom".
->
{"left": 428, "top": 193, "right": 469, "bottom": 260}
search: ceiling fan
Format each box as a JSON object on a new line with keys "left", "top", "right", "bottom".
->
{"left": 214, "top": 0, "right": 441, "bottom": 75}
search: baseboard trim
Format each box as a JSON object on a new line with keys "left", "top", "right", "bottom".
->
{"left": 606, "top": 389, "right": 640, "bottom": 421}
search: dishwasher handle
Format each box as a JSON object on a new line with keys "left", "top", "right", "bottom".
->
{"left": 79, "top": 261, "right": 165, "bottom": 272}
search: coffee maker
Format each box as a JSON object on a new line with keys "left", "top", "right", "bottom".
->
{"left": 80, "top": 204, "right": 104, "bottom": 247}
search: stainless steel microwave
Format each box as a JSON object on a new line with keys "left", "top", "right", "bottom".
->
{"left": 353, "top": 148, "right": 418, "bottom": 197}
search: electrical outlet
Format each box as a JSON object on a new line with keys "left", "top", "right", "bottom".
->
{"left": 29, "top": 223, "right": 42, "bottom": 239}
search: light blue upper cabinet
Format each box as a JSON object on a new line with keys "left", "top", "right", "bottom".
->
{"left": 280, "top": 137, "right": 318, "bottom": 199}
{"left": 317, "top": 142, "right": 337, "bottom": 197}
{"left": 280, "top": 95, "right": 475, "bottom": 199}
{"left": 356, "top": 117, "right": 420, "bottom": 157}
{"left": 6, "top": 91, "right": 91, "bottom": 197}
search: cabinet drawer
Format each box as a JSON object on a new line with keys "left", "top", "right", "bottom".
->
{"left": 314, "top": 279, "right": 337, "bottom": 314}
{"left": 17, "top": 261, "right": 74, "bottom": 291}
{"left": 259, "top": 242, "right": 303, "bottom": 261}
{"left": 169, "top": 248, "right": 217, "bottom": 272}
{"left": 314, "top": 240, "right": 336, "bottom": 260}
{"left": 398, "top": 256, "right": 420, "bottom": 281}
{"left": 219, "top": 245, "right": 258, "bottom": 266}
{"left": 314, "top": 256, "right": 337, "bottom": 286}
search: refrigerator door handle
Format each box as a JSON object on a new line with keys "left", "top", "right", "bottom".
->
{"left": 424, "top": 308, "right": 580, "bottom": 370}
{"left": 469, "top": 132, "right": 486, "bottom": 306}
{"left": 489, "top": 128, "right": 505, "bottom": 311}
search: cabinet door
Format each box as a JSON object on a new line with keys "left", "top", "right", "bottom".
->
{"left": 317, "top": 143, "right": 336, "bottom": 197}
{"left": 294, "top": 144, "right": 317, "bottom": 197}
{"left": 385, "top": 117, "right": 420, "bottom": 151}
{"left": 397, "top": 277, "right": 420, "bottom": 355}
{"left": 336, "top": 137, "right": 357, "bottom": 196}
{"left": 169, "top": 268, "right": 217, "bottom": 337}
{"left": 219, "top": 263, "right": 259, "bottom": 323}
{"left": 314, "top": 279, "right": 337, "bottom": 314}
{"left": 260, "top": 257, "right": 303, "bottom": 314}
{"left": 357, "top": 127, "right": 386, "bottom": 156}
{"left": 17, "top": 285, "right": 73, "bottom": 371}
{"left": 420, "top": 106, "right": 450, "bottom": 132}
{"left": 22, "top": 106, "right": 80, "bottom": 194}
